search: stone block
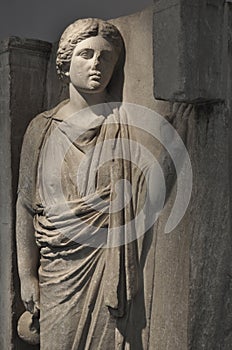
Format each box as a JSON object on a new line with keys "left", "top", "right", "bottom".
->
{"left": 153, "top": 0, "right": 225, "bottom": 102}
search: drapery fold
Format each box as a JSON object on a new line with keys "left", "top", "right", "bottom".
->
{"left": 18, "top": 101, "right": 150, "bottom": 348}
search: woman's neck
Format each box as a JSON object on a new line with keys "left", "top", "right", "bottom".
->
{"left": 54, "top": 84, "right": 110, "bottom": 120}
{"left": 69, "top": 83, "right": 108, "bottom": 112}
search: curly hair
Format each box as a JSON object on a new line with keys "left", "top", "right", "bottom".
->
{"left": 56, "top": 18, "right": 123, "bottom": 81}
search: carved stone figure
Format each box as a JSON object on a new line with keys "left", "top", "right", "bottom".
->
{"left": 16, "top": 17, "right": 192, "bottom": 349}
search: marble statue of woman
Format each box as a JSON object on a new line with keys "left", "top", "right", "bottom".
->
{"left": 16, "top": 16, "right": 192, "bottom": 349}
{"left": 16, "top": 17, "right": 147, "bottom": 350}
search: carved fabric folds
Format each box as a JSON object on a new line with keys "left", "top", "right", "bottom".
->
{"left": 18, "top": 100, "right": 154, "bottom": 350}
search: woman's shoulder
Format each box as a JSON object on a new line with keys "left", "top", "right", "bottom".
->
{"left": 25, "top": 100, "right": 69, "bottom": 135}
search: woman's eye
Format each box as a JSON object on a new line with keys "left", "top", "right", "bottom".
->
{"left": 78, "top": 50, "right": 93, "bottom": 59}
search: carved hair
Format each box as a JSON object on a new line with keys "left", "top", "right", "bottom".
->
{"left": 56, "top": 18, "right": 123, "bottom": 80}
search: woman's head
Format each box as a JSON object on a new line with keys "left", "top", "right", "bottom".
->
{"left": 56, "top": 18, "right": 123, "bottom": 84}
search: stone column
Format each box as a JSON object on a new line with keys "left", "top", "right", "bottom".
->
{"left": 153, "top": 1, "right": 232, "bottom": 349}
{"left": 0, "top": 37, "right": 51, "bottom": 350}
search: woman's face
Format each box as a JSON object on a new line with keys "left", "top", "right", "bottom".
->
{"left": 68, "top": 35, "right": 119, "bottom": 94}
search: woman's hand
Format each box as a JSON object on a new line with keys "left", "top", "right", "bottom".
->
{"left": 20, "top": 276, "right": 40, "bottom": 316}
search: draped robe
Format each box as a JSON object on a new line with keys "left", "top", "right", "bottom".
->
{"left": 17, "top": 100, "right": 157, "bottom": 350}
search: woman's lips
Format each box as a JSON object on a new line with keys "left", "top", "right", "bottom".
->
{"left": 89, "top": 71, "right": 101, "bottom": 80}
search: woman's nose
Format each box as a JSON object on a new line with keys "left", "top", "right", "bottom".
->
{"left": 92, "top": 53, "right": 101, "bottom": 68}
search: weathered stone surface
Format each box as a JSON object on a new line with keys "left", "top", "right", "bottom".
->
{"left": 188, "top": 102, "right": 232, "bottom": 350}
{"left": 152, "top": 6, "right": 232, "bottom": 350}
{"left": 187, "top": 9, "right": 232, "bottom": 348}
{"left": 153, "top": 0, "right": 225, "bottom": 103}
{"left": 0, "top": 47, "right": 13, "bottom": 350}
{"left": 0, "top": 37, "right": 51, "bottom": 350}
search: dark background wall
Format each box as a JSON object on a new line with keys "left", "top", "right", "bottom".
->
{"left": 0, "top": 0, "right": 152, "bottom": 42}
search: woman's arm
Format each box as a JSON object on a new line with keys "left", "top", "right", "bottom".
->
{"left": 15, "top": 114, "right": 48, "bottom": 315}
{"left": 16, "top": 196, "right": 40, "bottom": 315}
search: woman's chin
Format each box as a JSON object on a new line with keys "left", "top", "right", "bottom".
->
{"left": 78, "top": 84, "right": 106, "bottom": 94}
